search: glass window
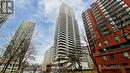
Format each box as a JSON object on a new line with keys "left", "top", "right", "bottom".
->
{"left": 123, "top": 4, "right": 128, "bottom": 8}
{"left": 126, "top": 35, "right": 130, "bottom": 39}
{"left": 98, "top": 43, "right": 102, "bottom": 49}
{"left": 104, "top": 40, "right": 109, "bottom": 46}
{"left": 10, "top": 64, "right": 12, "bottom": 66}
{"left": 109, "top": 64, "right": 118, "bottom": 68}
{"left": 115, "top": 36, "right": 120, "bottom": 42}
{"left": 98, "top": 43, "right": 104, "bottom": 52}
{"left": 102, "top": 56, "right": 107, "bottom": 61}
{"left": 123, "top": 52, "right": 130, "bottom": 59}
{"left": 117, "top": 0, "right": 121, "bottom": 1}
{"left": 126, "top": 8, "right": 130, "bottom": 12}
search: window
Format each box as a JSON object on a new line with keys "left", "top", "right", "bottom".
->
{"left": 102, "top": 31, "right": 109, "bottom": 35}
{"left": 104, "top": 40, "right": 108, "bottom": 46}
{"left": 117, "top": 0, "right": 121, "bottom": 1}
{"left": 123, "top": 52, "right": 130, "bottom": 59}
{"left": 10, "top": 64, "right": 12, "bottom": 66}
{"left": 1, "top": 1, "right": 14, "bottom": 14}
{"left": 126, "top": 35, "right": 130, "bottom": 39}
{"left": 102, "top": 56, "right": 107, "bottom": 61}
{"left": 110, "top": 54, "right": 115, "bottom": 60}
{"left": 108, "top": 64, "right": 118, "bottom": 68}
{"left": 124, "top": 33, "right": 130, "bottom": 39}
{"left": 98, "top": 43, "right": 103, "bottom": 52}
{"left": 126, "top": 8, "right": 130, "bottom": 12}
{"left": 98, "top": 43, "right": 102, "bottom": 49}
{"left": 115, "top": 36, "right": 120, "bottom": 42}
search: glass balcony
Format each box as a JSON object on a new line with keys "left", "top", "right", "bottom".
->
{"left": 96, "top": 16, "right": 102, "bottom": 21}
{"left": 123, "top": 15, "right": 130, "bottom": 20}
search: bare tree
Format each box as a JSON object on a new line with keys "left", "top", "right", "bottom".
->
{"left": 16, "top": 43, "right": 36, "bottom": 73}
{"left": 0, "top": 34, "right": 12, "bottom": 65}
{"left": 81, "top": 33, "right": 101, "bottom": 73}
{"left": 0, "top": 22, "right": 35, "bottom": 73}
{"left": 1, "top": 35, "right": 29, "bottom": 73}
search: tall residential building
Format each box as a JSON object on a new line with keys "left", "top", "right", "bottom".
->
{"left": 81, "top": 46, "right": 93, "bottom": 69}
{"left": 42, "top": 46, "right": 53, "bottom": 72}
{"left": 2, "top": 21, "right": 35, "bottom": 72}
{"left": 82, "top": 0, "right": 130, "bottom": 73}
{"left": 0, "top": 0, "right": 13, "bottom": 28}
{"left": 53, "top": 2, "right": 81, "bottom": 69}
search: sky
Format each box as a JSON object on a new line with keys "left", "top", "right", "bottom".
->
{"left": 0, "top": 0, "right": 93, "bottom": 64}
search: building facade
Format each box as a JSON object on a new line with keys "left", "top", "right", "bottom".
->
{"left": 82, "top": 0, "right": 130, "bottom": 73}
{"left": 53, "top": 2, "right": 82, "bottom": 71}
{"left": 1, "top": 21, "right": 35, "bottom": 73}
{"left": 81, "top": 46, "right": 93, "bottom": 70}
{"left": 0, "top": 0, "right": 13, "bottom": 28}
{"left": 42, "top": 46, "right": 53, "bottom": 72}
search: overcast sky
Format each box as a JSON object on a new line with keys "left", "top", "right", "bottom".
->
{"left": 0, "top": 0, "right": 93, "bottom": 64}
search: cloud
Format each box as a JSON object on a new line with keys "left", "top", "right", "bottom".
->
{"left": 33, "top": 0, "right": 92, "bottom": 64}
{"left": 5, "top": 0, "right": 92, "bottom": 65}
{"left": 31, "top": 0, "right": 90, "bottom": 65}
{"left": 42, "top": 0, "right": 90, "bottom": 33}
{"left": 15, "top": 0, "right": 30, "bottom": 10}
{"left": 42, "top": 0, "right": 61, "bottom": 23}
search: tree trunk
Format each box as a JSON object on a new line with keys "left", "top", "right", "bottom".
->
{"left": 119, "top": 64, "right": 126, "bottom": 73}
{"left": 90, "top": 54, "right": 100, "bottom": 73}
{"left": 1, "top": 35, "right": 28, "bottom": 73}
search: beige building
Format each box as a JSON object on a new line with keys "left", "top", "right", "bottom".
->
{"left": 1, "top": 21, "right": 35, "bottom": 73}
{"left": 53, "top": 3, "right": 82, "bottom": 72}
{"left": 81, "top": 46, "right": 93, "bottom": 69}
{"left": 42, "top": 46, "right": 53, "bottom": 72}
